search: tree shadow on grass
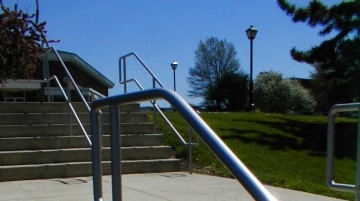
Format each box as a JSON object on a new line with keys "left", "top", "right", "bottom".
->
{"left": 220, "top": 128, "right": 302, "bottom": 151}
{"left": 219, "top": 116, "right": 357, "bottom": 159}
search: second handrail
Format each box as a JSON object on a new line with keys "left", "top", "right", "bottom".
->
{"left": 119, "top": 52, "right": 164, "bottom": 93}
{"left": 327, "top": 103, "right": 360, "bottom": 200}
{"left": 44, "top": 75, "right": 92, "bottom": 146}
{"left": 122, "top": 78, "right": 199, "bottom": 147}
{"left": 41, "top": 47, "right": 91, "bottom": 112}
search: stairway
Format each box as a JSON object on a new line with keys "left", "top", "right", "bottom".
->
{"left": 0, "top": 102, "right": 181, "bottom": 181}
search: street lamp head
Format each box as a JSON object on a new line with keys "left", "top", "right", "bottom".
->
{"left": 246, "top": 25, "right": 258, "bottom": 40}
{"left": 171, "top": 61, "right": 178, "bottom": 70}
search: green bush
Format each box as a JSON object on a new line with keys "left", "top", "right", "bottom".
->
{"left": 254, "top": 71, "right": 291, "bottom": 113}
{"left": 254, "top": 71, "right": 316, "bottom": 113}
{"left": 287, "top": 79, "right": 316, "bottom": 113}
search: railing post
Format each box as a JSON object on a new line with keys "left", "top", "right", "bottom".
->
{"left": 64, "top": 77, "right": 73, "bottom": 136}
{"left": 356, "top": 109, "right": 360, "bottom": 201}
{"left": 153, "top": 102, "right": 157, "bottom": 134}
{"left": 42, "top": 54, "right": 51, "bottom": 102}
{"left": 189, "top": 126, "right": 193, "bottom": 174}
{"left": 68, "top": 105, "right": 73, "bottom": 136}
{"left": 152, "top": 77, "right": 157, "bottom": 133}
{"left": 91, "top": 110, "right": 103, "bottom": 201}
{"left": 123, "top": 59, "right": 127, "bottom": 94}
{"left": 110, "top": 105, "right": 122, "bottom": 201}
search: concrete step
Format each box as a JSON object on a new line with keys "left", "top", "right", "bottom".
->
{"left": 0, "top": 134, "right": 164, "bottom": 151}
{"left": 0, "top": 146, "right": 174, "bottom": 166}
{"left": 0, "top": 102, "right": 182, "bottom": 181}
{"left": 0, "top": 112, "right": 148, "bottom": 125}
{"left": 0, "top": 159, "right": 182, "bottom": 182}
{"left": 0, "top": 123, "right": 154, "bottom": 137}
{"left": 0, "top": 103, "right": 140, "bottom": 113}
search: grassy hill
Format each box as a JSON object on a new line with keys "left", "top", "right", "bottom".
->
{"left": 153, "top": 111, "right": 357, "bottom": 200}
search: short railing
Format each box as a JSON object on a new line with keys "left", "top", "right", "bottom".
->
{"left": 91, "top": 88, "right": 277, "bottom": 201}
{"left": 44, "top": 75, "right": 91, "bottom": 146}
{"left": 119, "top": 53, "right": 199, "bottom": 172}
{"left": 119, "top": 53, "right": 163, "bottom": 133}
{"left": 327, "top": 103, "right": 360, "bottom": 200}
{"left": 122, "top": 78, "right": 200, "bottom": 172}
{"left": 40, "top": 47, "right": 97, "bottom": 147}
{"left": 119, "top": 52, "right": 164, "bottom": 93}
{"left": 40, "top": 47, "right": 91, "bottom": 112}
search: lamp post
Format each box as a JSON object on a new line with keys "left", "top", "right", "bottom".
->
{"left": 246, "top": 25, "right": 258, "bottom": 111}
{"left": 171, "top": 61, "right": 178, "bottom": 91}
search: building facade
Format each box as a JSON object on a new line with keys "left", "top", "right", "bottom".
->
{"left": 0, "top": 50, "right": 114, "bottom": 102}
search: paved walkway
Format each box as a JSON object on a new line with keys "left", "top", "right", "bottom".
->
{"left": 0, "top": 172, "right": 347, "bottom": 201}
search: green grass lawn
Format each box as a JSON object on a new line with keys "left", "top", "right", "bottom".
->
{"left": 152, "top": 111, "right": 357, "bottom": 200}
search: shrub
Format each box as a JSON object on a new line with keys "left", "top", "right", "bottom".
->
{"left": 287, "top": 79, "right": 316, "bottom": 113}
{"left": 254, "top": 71, "right": 291, "bottom": 113}
{"left": 254, "top": 71, "right": 316, "bottom": 113}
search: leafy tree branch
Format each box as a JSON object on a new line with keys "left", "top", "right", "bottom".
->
{"left": 0, "top": 0, "right": 58, "bottom": 83}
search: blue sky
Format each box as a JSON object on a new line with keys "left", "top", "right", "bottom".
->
{"left": 5, "top": 0, "right": 341, "bottom": 106}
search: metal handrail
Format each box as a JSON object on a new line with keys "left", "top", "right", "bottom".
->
{"left": 327, "top": 103, "right": 360, "bottom": 200}
{"left": 40, "top": 47, "right": 91, "bottom": 112}
{"left": 119, "top": 52, "right": 201, "bottom": 172}
{"left": 44, "top": 76, "right": 92, "bottom": 146}
{"left": 40, "top": 47, "right": 99, "bottom": 147}
{"left": 88, "top": 88, "right": 106, "bottom": 99}
{"left": 122, "top": 78, "right": 200, "bottom": 147}
{"left": 119, "top": 53, "right": 200, "bottom": 146}
{"left": 91, "top": 88, "right": 277, "bottom": 201}
{"left": 119, "top": 52, "right": 164, "bottom": 93}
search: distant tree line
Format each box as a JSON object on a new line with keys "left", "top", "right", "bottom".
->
{"left": 188, "top": 0, "right": 359, "bottom": 113}
{"left": 187, "top": 37, "right": 314, "bottom": 113}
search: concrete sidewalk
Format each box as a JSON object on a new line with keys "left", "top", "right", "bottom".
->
{"left": 0, "top": 172, "right": 347, "bottom": 201}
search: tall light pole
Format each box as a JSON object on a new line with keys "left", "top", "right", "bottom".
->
{"left": 171, "top": 61, "right": 178, "bottom": 91}
{"left": 246, "top": 25, "right": 258, "bottom": 111}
